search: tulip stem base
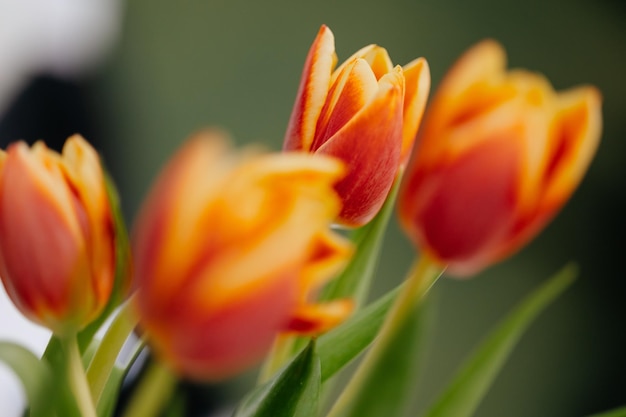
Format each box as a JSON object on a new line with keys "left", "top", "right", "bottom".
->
{"left": 122, "top": 358, "right": 177, "bottom": 417}
{"left": 61, "top": 334, "right": 98, "bottom": 417}
{"left": 326, "top": 255, "right": 444, "bottom": 417}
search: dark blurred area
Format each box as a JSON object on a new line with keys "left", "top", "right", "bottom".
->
{"left": 0, "top": 0, "right": 624, "bottom": 416}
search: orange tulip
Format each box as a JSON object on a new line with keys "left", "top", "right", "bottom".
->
{"left": 398, "top": 40, "right": 602, "bottom": 276}
{"left": 133, "top": 130, "right": 353, "bottom": 381}
{"left": 0, "top": 135, "right": 115, "bottom": 334}
{"left": 284, "top": 25, "right": 430, "bottom": 227}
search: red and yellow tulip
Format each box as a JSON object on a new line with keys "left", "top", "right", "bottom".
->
{"left": 0, "top": 135, "right": 116, "bottom": 334}
{"left": 398, "top": 40, "right": 602, "bottom": 276}
{"left": 133, "top": 130, "right": 353, "bottom": 381}
{"left": 284, "top": 25, "right": 430, "bottom": 227}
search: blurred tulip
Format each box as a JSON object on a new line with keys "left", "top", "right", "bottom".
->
{"left": 0, "top": 135, "right": 115, "bottom": 334}
{"left": 398, "top": 40, "right": 602, "bottom": 276}
{"left": 284, "top": 25, "right": 430, "bottom": 227}
{"left": 133, "top": 131, "right": 353, "bottom": 381}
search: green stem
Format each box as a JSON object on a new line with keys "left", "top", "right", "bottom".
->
{"left": 121, "top": 360, "right": 177, "bottom": 417}
{"left": 61, "top": 335, "right": 98, "bottom": 417}
{"left": 86, "top": 296, "right": 139, "bottom": 406}
{"left": 326, "top": 255, "right": 444, "bottom": 417}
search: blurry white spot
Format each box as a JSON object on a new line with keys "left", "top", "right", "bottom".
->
{"left": 0, "top": 0, "right": 123, "bottom": 113}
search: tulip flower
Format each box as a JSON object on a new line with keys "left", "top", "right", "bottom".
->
{"left": 133, "top": 130, "right": 353, "bottom": 381}
{"left": 398, "top": 40, "right": 602, "bottom": 276}
{"left": 0, "top": 135, "right": 116, "bottom": 334}
{"left": 284, "top": 25, "right": 430, "bottom": 227}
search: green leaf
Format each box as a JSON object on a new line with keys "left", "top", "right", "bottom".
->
{"left": 338, "top": 298, "right": 432, "bottom": 417}
{"left": 96, "top": 365, "right": 128, "bottom": 417}
{"left": 95, "top": 338, "right": 145, "bottom": 417}
{"left": 324, "top": 257, "right": 443, "bottom": 417}
{"left": 423, "top": 264, "right": 578, "bottom": 417}
{"left": 321, "top": 177, "right": 401, "bottom": 307}
{"left": 317, "top": 285, "right": 401, "bottom": 382}
{"left": 233, "top": 341, "right": 321, "bottom": 417}
{"left": 0, "top": 342, "right": 54, "bottom": 417}
{"left": 585, "top": 406, "right": 626, "bottom": 417}
{"left": 87, "top": 299, "right": 139, "bottom": 409}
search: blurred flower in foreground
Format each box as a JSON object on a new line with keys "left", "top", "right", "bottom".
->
{"left": 133, "top": 130, "right": 353, "bottom": 381}
{"left": 284, "top": 25, "right": 430, "bottom": 227}
{"left": 398, "top": 40, "right": 602, "bottom": 276}
{"left": 0, "top": 135, "right": 115, "bottom": 334}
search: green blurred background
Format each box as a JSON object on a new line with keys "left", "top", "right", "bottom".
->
{"left": 2, "top": 0, "right": 625, "bottom": 415}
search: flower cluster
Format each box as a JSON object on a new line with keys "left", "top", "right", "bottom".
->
{"left": 0, "top": 24, "right": 604, "bottom": 417}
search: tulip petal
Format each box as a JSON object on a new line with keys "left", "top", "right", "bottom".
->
{"left": 151, "top": 271, "right": 300, "bottom": 381}
{"left": 330, "top": 44, "right": 376, "bottom": 85}
{"left": 438, "top": 39, "right": 507, "bottom": 105}
{"left": 184, "top": 153, "right": 345, "bottom": 312}
{"left": 284, "top": 25, "right": 337, "bottom": 152}
{"left": 492, "top": 86, "right": 602, "bottom": 263}
{"left": 331, "top": 45, "right": 393, "bottom": 84}
{"left": 133, "top": 134, "right": 352, "bottom": 380}
{"left": 61, "top": 135, "right": 115, "bottom": 316}
{"left": 398, "top": 38, "right": 602, "bottom": 276}
{"left": 0, "top": 142, "right": 89, "bottom": 328}
{"left": 362, "top": 46, "right": 395, "bottom": 80}
{"left": 401, "top": 137, "right": 520, "bottom": 276}
{"left": 132, "top": 132, "right": 231, "bottom": 308}
{"left": 299, "top": 229, "right": 353, "bottom": 294}
{"left": 415, "top": 43, "right": 514, "bottom": 169}
{"left": 312, "top": 58, "right": 379, "bottom": 151}
{"left": 135, "top": 138, "right": 346, "bottom": 316}
{"left": 317, "top": 68, "right": 405, "bottom": 226}
{"left": 542, "top": 86, "right": 602, "bottom": 210}
{"left": 400, "top": 57, "right": 431, "bottom": 164}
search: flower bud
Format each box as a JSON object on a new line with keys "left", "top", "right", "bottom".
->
{"left": 398, "top": 40, "right": 602, "bottom": 276}
{"left": 284, "top": 25, "right": 430, "bottom": 227}
{"left": 133, "top": 130, "right": 353, "bottom": 380}
{"left": 0, "top": 135, "right": 115, "bottom": 334}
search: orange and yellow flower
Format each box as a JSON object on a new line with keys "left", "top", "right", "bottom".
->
{"left": 133, "top": 130, "right": 353, "bottom": 381}
{"left": 398, "top": 40, "right": 602, "bottom": 276}
{"left": 284, "top": 25, "right": 430, "bottom": 227}
{"left": 0, "top": 135, "right": 115, "bottom": 334}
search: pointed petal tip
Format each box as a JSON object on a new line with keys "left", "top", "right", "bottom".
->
{"left": 287, "top": 299, "right": 354, "bottom": 335}
{"left": 472, "top": 38, "right": 507, "bottom": 61}
{"left": 440, "top": 39, "right": 507, "bottom": 99}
